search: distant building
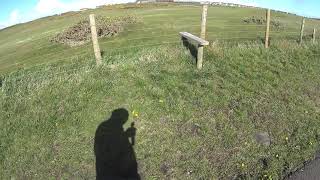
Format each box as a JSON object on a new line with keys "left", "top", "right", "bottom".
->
{"left": 136, "top": 0, "right": 174, "bottom": 3}
{"left": 80, "top": 8, "right": 90, "bottom": 11}
{"left": 209, "top": 2, "right": 256, "bottom": 8}
{"left": 96, "top": 5, "right": 106, "bottom": 8}
{"left": 136, "top": 0, "right": 156, "bottom": 3}
{"left": 157, "top": 0, "right": 174, "bottom": 2}
{"left": 174, "top": 0, "right": 199, "bottom": 3}
{"left": 174, "top": 1, "right": 250, "bottom": 7}
{"left": 135, "top": 0, "right": 260, "bottom": 9}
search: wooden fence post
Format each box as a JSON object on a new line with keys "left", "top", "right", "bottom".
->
{"left": 299, "top": 18, "right": 305, "bottom": 45}
{"left": 197, "top": 46, "right": 204, "bottom": 70}
{"left": 200, "top": 4, "right": 208, "bottom": 39}
{"left": 265, "top": 9, "right": 271, "bottom": 48}
{"left": 89, "top": 14, "right": 102, "bottom": 66}
{"left": 313, "top": 28, "right": 316, "bottom": 44}
{"left": 198, "top": 3, "right": 208, "bottom": 70}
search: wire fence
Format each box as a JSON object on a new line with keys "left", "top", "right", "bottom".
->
{"left": 104, "top": 7, "right": 318, "bottom": 54}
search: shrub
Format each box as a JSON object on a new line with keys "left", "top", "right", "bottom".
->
{"left": 243, "top": 16, "right": 283, "bottom": 30}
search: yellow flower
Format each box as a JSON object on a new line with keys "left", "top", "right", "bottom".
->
{"left": 132, "top": 110, "right": 139, "bottom": 118}
{"left": 159, "top": 99, "right": 164, "bottom": 103}
{"left": 285, "top": 137, "right": 289, "bottom": 141}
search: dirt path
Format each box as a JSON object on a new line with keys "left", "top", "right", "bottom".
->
{"left": 287, "top": 152, "right": 320, "bottom": 180}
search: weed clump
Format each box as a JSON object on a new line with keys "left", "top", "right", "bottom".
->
{"left": 0, "top": 75, "right": 3, "bottom": 88}
{"left": 243, "top": 16, "right": 283, "bottom": 30}
{"left": 51, "top": 15, "right": 142, "bottom": 47}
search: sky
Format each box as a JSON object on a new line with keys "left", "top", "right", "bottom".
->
{"left": 0, "top": 0, "right": 319, "bottom": 29}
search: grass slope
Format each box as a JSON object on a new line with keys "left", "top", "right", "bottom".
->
{"left": 1, "top": 3, "right": 320, "bottom": 180}
{"left": 0, "top": 3, "right": 319, "bottom": 74}
{"left": 1, "top": 41, "right": 320, "bottom": 179}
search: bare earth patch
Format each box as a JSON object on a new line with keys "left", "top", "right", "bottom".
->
{"left": 51, "top": 15, "right": 142, "bottom": 47}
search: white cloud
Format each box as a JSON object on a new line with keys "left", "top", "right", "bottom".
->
{"left": 10, "top": 10, "right": 21, "bottom": 23}
{"left": 35, "top": 0, "right": 65, "bottom": 14}
{"left": 0, "top": 9, "right": 22, "bottom": 28}
{"left": 0, "top": 0, "right": 134, "bottom": 28}
{"left": 34, "top": 0, "right": 134, "bottom": 16}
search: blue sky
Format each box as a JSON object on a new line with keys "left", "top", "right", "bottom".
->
{"left": 256, "top": 0, "right": 319, "bottom": 18}
{"left": 0, "top": 0, "right": 319, "bottom": 28}
{"left": 0, "top": 0, "right": 37, "bottom": 21}
{"left": 0, "top": 0, "right": 37, "bottom": 27}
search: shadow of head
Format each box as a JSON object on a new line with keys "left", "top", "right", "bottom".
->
{"left": 109, "top": 108, "right": 129, "bottom": 126}
{"left": 94, "top": 108, "right": 140, "bottom": 180}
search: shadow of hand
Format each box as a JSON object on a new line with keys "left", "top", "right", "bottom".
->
{"left": 126, "top": 122, "right": 136, "bottom": 146}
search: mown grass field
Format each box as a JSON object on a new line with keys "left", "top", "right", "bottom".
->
{"left": 1, "top": 3, "right": 320, "bottom": 180}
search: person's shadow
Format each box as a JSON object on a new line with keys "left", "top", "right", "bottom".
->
{"left": 94, "top": 108, "right": 140, "bottom": 180}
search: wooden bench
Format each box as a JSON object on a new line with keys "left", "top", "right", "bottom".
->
{"left": 179, "top": 32, "right": 209, "bottom": 69}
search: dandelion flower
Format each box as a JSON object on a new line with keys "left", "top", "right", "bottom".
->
{"left": 132, "top": 110, "right": 139, "bottom": 118}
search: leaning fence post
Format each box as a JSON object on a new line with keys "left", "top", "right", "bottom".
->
{"left": 198, "top": 3, "right": 208, "bottom": 70}
{"left": 313, "top": 28, "right": 316, "bottom": 44}
{"left": 299, "top": 18, "right": 305, "bottom": 45}
{"left": 265, "top": 9, "right": 271, "bottom": 48}
{"left": 89, "top": 14, "right": 102, "bottom": 66}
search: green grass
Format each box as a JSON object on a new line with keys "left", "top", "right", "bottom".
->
{"left": 1, "top": 3, "right": 320, "bottom": 180}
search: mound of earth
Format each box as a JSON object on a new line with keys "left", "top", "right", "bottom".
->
{"left": 51, "top": 15, "right": 142, "bottom": 47}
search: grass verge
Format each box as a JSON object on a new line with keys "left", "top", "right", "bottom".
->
{"left": 1, "top": 41, "right": 320, "bottom": 179}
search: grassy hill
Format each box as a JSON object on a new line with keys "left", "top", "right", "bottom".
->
{"left": 0, "top": 3, "right": 319, "bottom": 74}
{"left": 1, "top": 3, "right": 320, "bottom": 179}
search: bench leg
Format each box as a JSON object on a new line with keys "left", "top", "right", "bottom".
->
{"left": 197, "top": 45, "right": 204, "bottom": 70}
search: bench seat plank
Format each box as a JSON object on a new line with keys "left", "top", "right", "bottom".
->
{"left": 179, "top": 32, "right": 209, "bottom": 46}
